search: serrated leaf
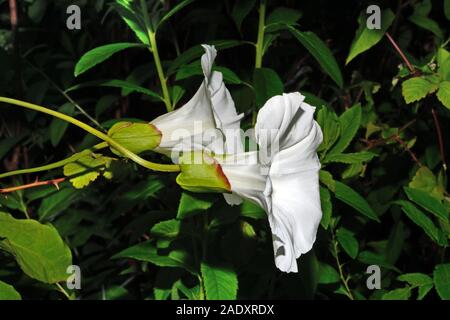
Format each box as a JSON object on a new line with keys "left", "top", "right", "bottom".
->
{"left": 437, "top": 81, "right": 450, "bottom": 110}
{"left": 0, "top": 212, "right": 72, "bottom": 284}
{"left": 74, "top": 43, "right": 144, "bottom": 77}
{"left": 0, "top": 280, "right": 21, "bottom": 300}
{"left": 335, "top": 181, "right": 380, "bottom": 222}
{"left": 434, "top": 263, "right": 450, "bottom": 299}
{"left": 404, "top": 187, "right": 448, "bottom": 222}
{"left": 288, "top": 26, "right": 343, "bottom": 87}
{"left": 201, "top": 263, "right": 238, "bottom": 300}
{"left": 63, "top": 154, "right": 114, "bottom": 189}
{"left": 398, "top": 273, "right": 433, "bottom": 286}
{"left": 336, "top": 228, "right": 359, "bottom": 259}
{"left": 346, "top": 9, "right": 395, "bottom": 64}
{"left": 402, "top": 76, "right": 439, "bottom": 104}
{"left": 395, "top": 200, "right": 442, "bottom": 245}
{"left": 409, "top": 166, "right": 444, "bottom": 201}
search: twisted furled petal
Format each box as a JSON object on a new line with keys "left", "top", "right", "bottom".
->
{"left": 150, "top": 45, "right": 243, "bottom": 160}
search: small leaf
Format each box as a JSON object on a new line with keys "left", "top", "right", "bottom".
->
{"left": 177, "top": 192, "right": 215, "bottom": 220}
{"left": 151, "top": 219, "right": 181, "bottom": 239}
{"left": 50, "top": 103, "right": 75, "bottom": 147}
{"left": 323, "top": 151, "right": 376, "bottom": 164}
{"left": 252, "top": 67, "right": 284, "bottom": 107}
{"left": 318, "top": 263, "right": 340, "bottom": 284}
{"left": 231, "top": 0, "right": 256, "bottom": 31}
{"left": 74, "top": 43, "right": 144, "bottom": 77}
{"left": 434, "top": 263, "right": 450, "bottom": 299}
{"left": 395, "top": 200, "right": 442, "bottom": 245}
{"left": 398, "top": 273, "right": 433, "bottom": 287}
{"left": 402, "top": 76, "right": 439, "bottom": 104}
{"left": 319, "top": 170, "right": 335, "bottom": 192}
{"left": 0, "top": 280, "right": 21, "bottom": 300}
{"left": 382, "top": 287, "right": 411, "bottom": 300}
{"left": 317, "top": 107, "right": 340, "bottom": 153}
{"left": 346, "top": 9, "right": 395, "bottom": 64}
{"left": 265, "top": 7, "right": 302, "bottom": 33}
{"left": 240, "top": 200, "right": 266, "bottom": 220}
{"left": 0, "top": 212, "right": 72, "bottom": 284}
{"left": 63, "top": 154, "right": 114, "bottom": 189}
{"left": 335, "top": 181, "right": 380, "bottom": 222}
{"left": 201, "top": 262, "right": 238, "bottom": 300}
{"left": 38, "top": 188, "right": 79, "bottom": 221}
{"left": 112, "top": 0, "right": 149, "bottom": 45}
{"left": 409, "top": 166, "right": 444, "bottom": 200}
{"left": 329, "top": 104, "right": 362, "bottom": 154}
{"left": 336, "top": 228, "right": 359, "bottom": 259}
{"left": 288, "top": 26, "right": 343, "bottom": 88}
{"left": 404, "top": 187, "right": 448, "bottom": 222}
{"left": 436, "top": 81, "right": 450, "bottom": 110}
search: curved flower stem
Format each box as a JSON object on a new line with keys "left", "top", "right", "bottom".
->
{"left": 255, "top": 0, "right": 266, "bottom": 69}
{"left": 141, "top": 0, "right": 172, "bottom": 112}
{"left": 332, "top": 238, "right": 354, "bottom": 300}
{"left": 0, "top": 142, "right": 108, "bottom": 179}
{"left": 0, "top": 97, "right": 180, "bottom": 172}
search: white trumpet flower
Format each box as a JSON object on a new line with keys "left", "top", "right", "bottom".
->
{"left": 215, "top": 93, "right": 323, "bottom": 273}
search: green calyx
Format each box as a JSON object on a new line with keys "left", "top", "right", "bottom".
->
{"left": 176, "top": 151, "right": 231, "bottom": 194}
{"left": 107, "top": 121, "right": 162, "bottom": 156}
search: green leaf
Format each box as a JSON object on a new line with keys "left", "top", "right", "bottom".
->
{"left": 418, "top": 284, "right": 434, "bottom": 300}
{"left": 176, "top": 62, "right": 242, "bottom": 84}
{"left": 38, "top": 188, "right": 79, "bottom": 221}
{"left": 434, "top": 263, "right": 450, "bottom": 299}
{"left": 112, "top": 241, "right": 195, "bottom": 274}
{"left": 395, "top": 200, "right": 441, "bottom": 244}
{"left": 404, "top": 187, "right": 448, "bottom": 223}
{"left": 323, "top": 151, "right": 376, "bottom": 164}
{"left": 63, "top": 154, "right": 114, "bottom": 189}
{"left": 382, "top": 287, "right": 411, "bottom": 300}
{"left": 74, "top": 43, "right": 145, "bottom": 77}
{"left": 66, "top": 79, "right": 163, "bottom": 100}
{"left": 335, "top": 181, "right": 380, "bottom": 222}
{"left": 151, "top": 219, "right": 181, "bottom": 239}
{"left": 157, "top": 0, "right": 194, "bottom": 30}
{"left": 0, "top": 212, "right": 72, "bottom": 283}
{"left": 50, "top": 103, "right": 75, "bottom": 147}
{"left": 346, "top": 9, "right": 395, "bottom": 64}
{"left": 177, "top": 192, "right": 215, "bottom": 220}
{"left": 319, "top": 170, "right": 335, "bottom": 192}
{"left": 409, "top": 166, "right": 444, "bottom": 200}
{"left": 317, "top": 107, "right": 340, "bottom": 153}
{"left": 318, "top": 263, "right": 340, "bottom": 284}
{"left": 336, "top": 228, "right": 359, "bottom": 259}
{"left": 445, "top": 0, "right": 450, "bottom": 20}
{"left": 398, "top": 273, "right": 433, "bottom": 287}
{"left": 437, "top": 81, "right": 450, "bottom": 110}
{"left": 329, "top": 104, "right": 362, "bottom": 154}
{"left": 288, "top": 26, "right": 343, "bottom": 88}
{"left": 231, "top": 0, "right": 256, "bottom": 31}
{"left": 252, "top": 67, "right": 284, "bottom": 107}
{"left": 265, "top": 7, "right": 302, "bottom": 33}
{"left": 0, "top": 280, "right": 21, "bottom": 300}
{"left": 402, "top": 76, "right": 439, "bottom": 104}
{"left": 320, "top": 186, "right": 332, "bottom": 229}
{"left": 409, "top": 0, "right": 443, "bottom": 39}
{"left": 240, "top": 200, "right": 266, "bottom": 220}
{"left": 112, "top": 0, "right": 149, "bottom": 45}
{"left": 201, "top": 262, "right": 238, "bottom": 300}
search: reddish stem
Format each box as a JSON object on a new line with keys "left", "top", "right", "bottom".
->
{"left": 0, "top": 177, "right": 66, "bottom": 194}
{"left": 431, "top": 108, "right": 447, "bottom": 171}
{"left": 385, "top": 32, "right": 415, "bottom": 74}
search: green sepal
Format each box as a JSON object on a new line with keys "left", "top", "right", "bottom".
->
{"left": 176, "top": 151, "right": 231, "bottom": 193}
{"left": 107, "top": 121, "right": 162, "bottom": 156}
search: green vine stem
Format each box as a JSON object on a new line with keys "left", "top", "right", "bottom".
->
{"left": 0, "top": 97, "right": 180, "bottom": 173}
{"left": 331, "top": 233, "right": 354, "bottom": 300}
{"left": 255, "top": 0, "right": 266, "bottom": 69}
{"left": 141, "top": 0, "right": 173, "bottom": 112}
{"left": 0, "top": 142, "right": 108, "bottom": 179}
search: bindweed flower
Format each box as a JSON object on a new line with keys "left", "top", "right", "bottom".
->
{"left": 177, "top": 92, "right": 323, "bottom": 273}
